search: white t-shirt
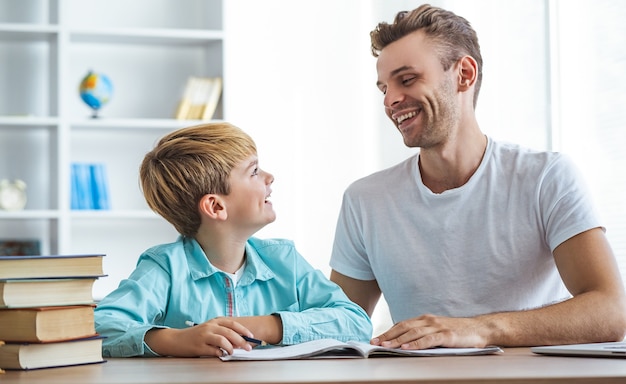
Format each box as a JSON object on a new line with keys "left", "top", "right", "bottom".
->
{"left": 330, "top": 138, "right": 601, "bottom": 322}
{"left": 222, "top": 262, "right": 246, "bottom": 288}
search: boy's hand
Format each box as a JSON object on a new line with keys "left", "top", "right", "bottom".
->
{"left": 145, "top": 317, "right": 255, "bottom": 357}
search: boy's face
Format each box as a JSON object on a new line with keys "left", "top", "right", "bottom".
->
{"left": 222, "top": 154, "right": 276, "bottom": 232}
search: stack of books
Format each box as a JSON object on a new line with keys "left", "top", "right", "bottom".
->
{"left": 174, "top": 76, "right": 223, "bottom": 120}
{"left": 0, "top": 254, "right": 107, "bottom": 370}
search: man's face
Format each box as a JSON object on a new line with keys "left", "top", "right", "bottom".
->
{"left": 376, "top": 30, "right": 460, "bottom": 149}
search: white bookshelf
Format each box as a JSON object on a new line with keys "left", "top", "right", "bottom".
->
{"left": 0, "top": 0, "right": 224, "bottom": 298}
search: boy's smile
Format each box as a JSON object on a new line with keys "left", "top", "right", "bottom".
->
{"left": 223, "top": 154, "right": 276, "bottom": 232}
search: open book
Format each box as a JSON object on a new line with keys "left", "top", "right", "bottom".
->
{"left": 219, "top": 338, "right": 502, "bottom": 361}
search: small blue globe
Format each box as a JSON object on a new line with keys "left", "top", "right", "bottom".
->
{"left": 79, "top": 71, "right": 113, "bottom": 118}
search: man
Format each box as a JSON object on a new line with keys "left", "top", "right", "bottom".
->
{"left": 330, "top": 4, "right": 626, "bottom": 349}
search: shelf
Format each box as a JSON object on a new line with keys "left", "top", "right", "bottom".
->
{"left": 69, "top": 27, "right": 223, "bottom": 46}
{"left": 69, "top": 117, "right": 213, "bottom": 130}
{"left": 0, "top": 24, "right": 59, "bottom": 40}
{"left": 70, "top": 210, "right": 162, "bottom": 220}
{"left": 0, "top": 210, "right": 163, "bottom": 220}
{"left": 0, "top": 210, "right": 60, "bottom": 219}
{"left": 0, "top": 0, "right": 222, "bottom": 283}
{"left": 0, "top": 116, "right": 59, "bottom": 126}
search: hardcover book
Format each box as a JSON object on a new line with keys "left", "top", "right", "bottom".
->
{"left": 0, "top": 254, "right": 105, "bottom": 279}
{"left": 175, "top": 76, "right": 222, "bottom": 120}
{"left": 0, "top": 305, "right": 96, "bottom": 343}
{"left": 200, "top": 77, "right": 222, "bottom": 120}
{"left": 0, "top": 278, "right": 99, "bottom": 308}
{"left": 0, "top": 335, "right": 105, "bottom": 370}
{"left": 70, "top": 162, "right": 93, "bottom": 210}
{"left": 89, "top": 163, "right": 110, "bottom": 210}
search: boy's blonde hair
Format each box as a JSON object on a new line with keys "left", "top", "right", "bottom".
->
{"left": 139, "top": 122, "right": 257, "bottom": 237}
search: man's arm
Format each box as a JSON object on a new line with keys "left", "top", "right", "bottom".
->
{"left": 330, "top": 270, "right": 382, "bottom": 317}
{"left": 541, "top": 227, "right": 626, "bottom": 343}
{"left": 371, "top": 228, "right": 626, "bottom": 349}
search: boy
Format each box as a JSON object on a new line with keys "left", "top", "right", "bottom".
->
{"left": 95, "top": 122, "right": 372, "bottom": 357}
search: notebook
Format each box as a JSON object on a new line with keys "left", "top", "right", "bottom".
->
{"left": 531, "top": 341, "right": 626, "bottom": 358}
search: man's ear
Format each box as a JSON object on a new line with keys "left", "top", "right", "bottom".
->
{"left": 199, "top": 194, "right": 227, "bottom": 220}
{"left": 457, "top": 55, "right": 478, "bottom": 92}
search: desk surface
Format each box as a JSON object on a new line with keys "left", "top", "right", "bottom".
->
{"left": 3, "top": 348, "right": 626, "bottom": 384}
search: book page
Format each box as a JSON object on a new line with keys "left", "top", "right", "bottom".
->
{"left": 220, "top": 339, "right": 361, "bottom": 361}
{"left": 346, "top": 341, "right": 503, "bottom": 357}
{"left": 219, "top": 339, "right": 503, "bottom": 361}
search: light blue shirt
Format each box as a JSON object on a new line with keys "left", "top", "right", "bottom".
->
{"left": 95, "top": 236, "right": 372, "bottom": 357}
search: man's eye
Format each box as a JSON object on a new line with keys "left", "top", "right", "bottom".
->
{"left": 402, "top": 76, "right": 416, "bottom": 85}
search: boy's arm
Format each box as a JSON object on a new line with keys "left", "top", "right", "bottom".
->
{"left": 95, "top": 257, "right": 173, "bottom": 357}
{"left": 234, "top": 315, "right": 283, "bottom": 345}
{"left": 277, "top": 267, "right": 373, "bottom": 344}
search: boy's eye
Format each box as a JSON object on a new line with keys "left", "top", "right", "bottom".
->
{"left": 252, "top": 167, "right": 259, "bottom": 176}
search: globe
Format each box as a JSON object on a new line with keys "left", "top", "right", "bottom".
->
{"left": 79, "top": 71, "right": 113, "bottom": 118}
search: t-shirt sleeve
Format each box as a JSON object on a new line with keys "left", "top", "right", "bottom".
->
{"left": 329, "top": 187, "right": 376, "bottom": 280}
{"left": 540, "top": 153, "right": 603, "bottom": 252}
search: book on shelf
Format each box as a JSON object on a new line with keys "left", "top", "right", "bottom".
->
{"left": 0, "top": 305, "right": 96, "bottom": 343}
{"left": 188, "top": 77, "right": 207, "bottom": 119}
{"left": 175, "top": 76, "right": 222, "bottom": 120}
{"left": 0, "top": 240, "right": 40, "bottom": 256}
{"left": 0, "top": 254, "right": 105, "bottom": 279}
{"left": 200, "top": 77, "right": 222, "bottom": 120}
{"left": 89, "top": 163, "right": 110, "bottom": 210}
{"left": 219, "top": 338, "right": 503, "bottom": 361}
{"left": 0, "top": 277, "right": 99, "bottom": 308}
{"left": 70, "top": 162, "right": 93, "bottom": 210}
{"left": 0, "top": 335, "right": 105, "bottom": 370}
{"left": 71, "top": 162, "right": 110, "bottom": 210}
{"left": 174, "top": 76, "right": 196, "bottom": 120}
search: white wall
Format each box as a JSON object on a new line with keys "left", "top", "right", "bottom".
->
{"left": 224, "top": 0, "right": 380, "bottom": 274}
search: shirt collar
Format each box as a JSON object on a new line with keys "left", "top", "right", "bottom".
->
{"left": 185, "top": 237, "right": 275, "bottom": 284}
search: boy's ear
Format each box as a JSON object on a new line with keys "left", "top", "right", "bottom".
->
{"left": 199, "top": 194, "right": 227, "bottom": 220}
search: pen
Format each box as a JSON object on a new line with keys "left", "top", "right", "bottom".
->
{"left": 241, "top": 335, "right": 269, "bottom": 346}
{"left": 185, "top": 320, "right": 268, "bottom": 346}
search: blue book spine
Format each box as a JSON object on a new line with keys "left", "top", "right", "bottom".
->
{"left": 71, "top": 163, "right": 93, "bottom": 210}
{"left": 90, "top": 163, "right": 110, "bottom": 210}
{"left": 70, "top": 163, "right": 81, "bottom": 210}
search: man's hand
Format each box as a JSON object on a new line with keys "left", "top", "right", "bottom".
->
{"left": 371, "top": 314, "right": 490, "bottom": 350}
{"left": 145, "top": 317, "right": 255, "bottom": 357}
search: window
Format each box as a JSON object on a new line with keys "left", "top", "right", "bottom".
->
{"left": 553, "top": 0, "right": 626, "bottom": 281}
